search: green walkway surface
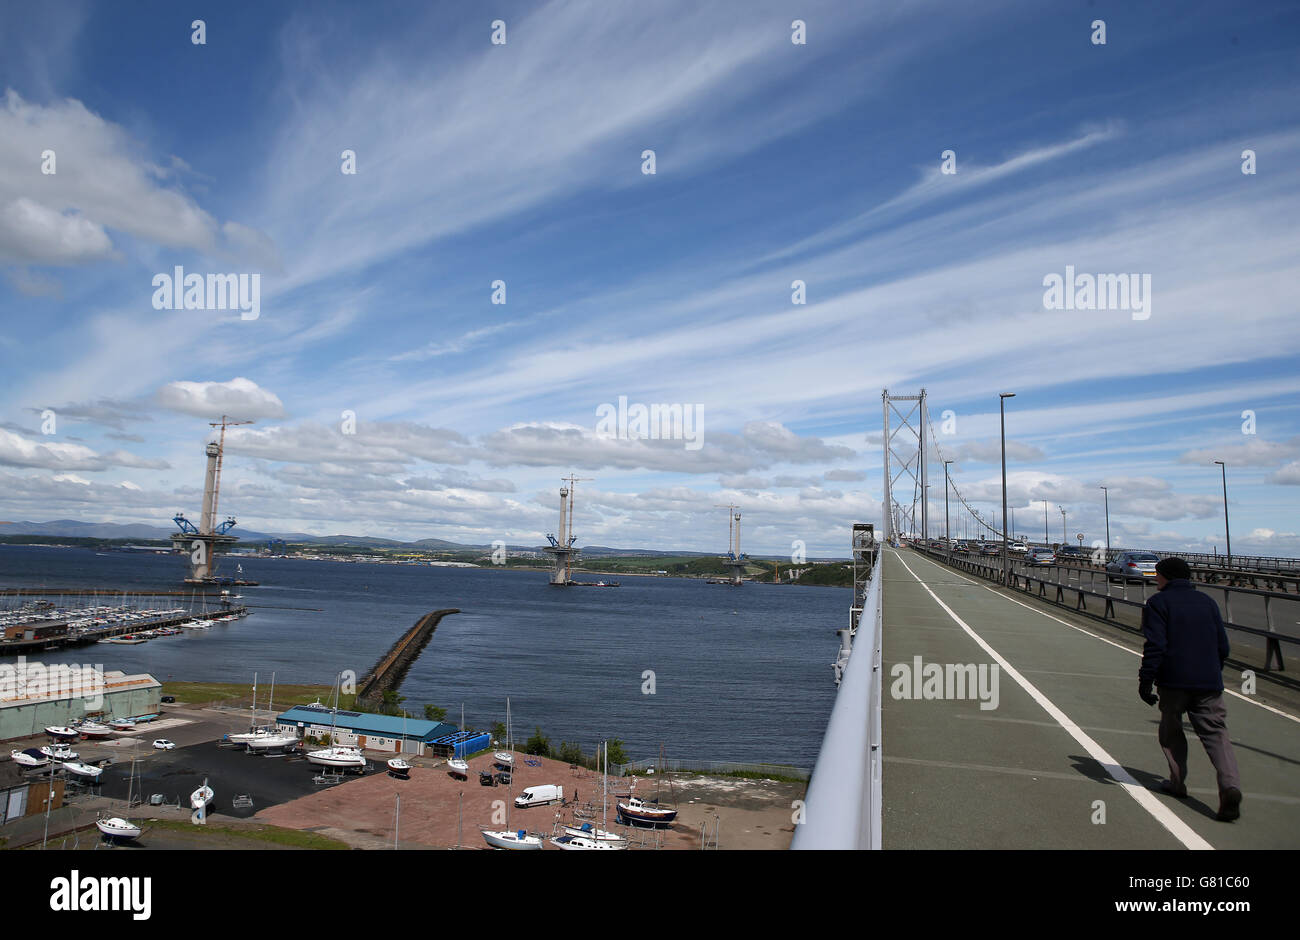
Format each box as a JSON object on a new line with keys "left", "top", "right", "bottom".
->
{"left": 881, "top": 548, "right": 1299, "bottom": 849}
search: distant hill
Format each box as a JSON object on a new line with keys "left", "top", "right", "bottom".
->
{"left": 0, "top": 519, "right": 845, "bottom": 560}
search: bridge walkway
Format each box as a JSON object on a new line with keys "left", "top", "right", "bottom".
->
{"left": 881, "top": 547, "right": 1299, "bottom": 849}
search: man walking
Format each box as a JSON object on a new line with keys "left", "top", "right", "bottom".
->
{"left": 1138, "top": 557, "right": 1242, "bottom": 821}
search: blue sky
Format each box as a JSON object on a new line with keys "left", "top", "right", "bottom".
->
{"left": 0, "top": 0, "right": 1297, "bottom": 556}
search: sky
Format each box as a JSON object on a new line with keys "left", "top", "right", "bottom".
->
{"left": 0, "top": 0, "right": 1297, "bottom": 557}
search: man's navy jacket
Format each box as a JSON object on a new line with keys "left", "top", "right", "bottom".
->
{"left": 1139, "top": 579, "right": 1230, "bottom": 692}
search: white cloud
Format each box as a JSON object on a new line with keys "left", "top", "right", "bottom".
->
{"left": 155, "top": 377, "right": 287, "bottom": 420}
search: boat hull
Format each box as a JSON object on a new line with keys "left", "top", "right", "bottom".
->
{"left": 481, "top": 829, "right": 543, "bottom": 850}
{"left": 96, "top": 818, "right": 142, "bottom": 840}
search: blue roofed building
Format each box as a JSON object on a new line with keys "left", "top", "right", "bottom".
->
{"left": 275, "top": 705, "right": 458, "bottom": 755}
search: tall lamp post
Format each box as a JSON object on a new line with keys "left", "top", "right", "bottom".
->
{"left": 944, "top": 460, "right": 953, "bottom": 561}
{"left": 999, "top": 393, "right": 1015, "bottom": 583}
{"left": 1060, "top": 506, "right": 1067, "bottom": 545}
{"left": 1213, "top": 460, "right": 1232, "bottom": 569}
{"left": 1042, "top": 499, "right": 1049, "bottom": 545}
{"left": 1099, "top": 485, "right": 1110, "bottom": 563}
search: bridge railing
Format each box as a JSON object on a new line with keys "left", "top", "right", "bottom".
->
{"left": 915, "top": 546, "right": 1298, "bottom": 672}
{"left": 792, "top": 548, "right": 883, "bottom": 850}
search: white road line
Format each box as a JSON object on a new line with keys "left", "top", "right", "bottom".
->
{"left": 908, "top": 549, "right": 1300, "bottom": 726}
{"left": 891, "top": 549, "right": 1214, "bottom": 851}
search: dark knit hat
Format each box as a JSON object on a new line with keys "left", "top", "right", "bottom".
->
{"left": 1156, "top": 557, "right": 1191, "bottom": 580}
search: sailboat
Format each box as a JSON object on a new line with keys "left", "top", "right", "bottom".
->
{"left": 237, "top": 673, "right": 298, "bottom": 752}
{"left": 387, "top": 711, "right": 412, "bottom": 776}
{"left": 97, "top": 755, "right": 143, "bottom": 841}
{"left": 554, "top": 741, "right": 628, "bottom": 849}
{"left": 617, "top": 745, "right": 678, "bottom": 827}
{"left": 481, "top": 697, "right": 542, "bottom": 850}
{"left": 190, "top": 778, "right": 214, "bottom": 810}
{"left": 306, "top": 673, "right": 367, "bottom": 771}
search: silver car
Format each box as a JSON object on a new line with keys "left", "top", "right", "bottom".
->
{"left": 1107, "top": 552, "right": 1160, "bottom": 582}
{"left": 1026, "top": 548, "right": 1055, "bottom": 566}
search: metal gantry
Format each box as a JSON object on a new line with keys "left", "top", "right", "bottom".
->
{"left": 881, "top": 388, "right": 928, "bottom": 544}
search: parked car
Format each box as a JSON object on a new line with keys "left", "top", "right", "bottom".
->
{"left": 152, "top": 739, "right": 175, "bottom": 750}
{"left": 1026, "top": 548, "right": 1056, "bottom": 566}
{"left": 1107, "top": 552, "right": 1160, "bottom": 582}
{"left": 160, "top": 695, "right": 176, "bottom": 704}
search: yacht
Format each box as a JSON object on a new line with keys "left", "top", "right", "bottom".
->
{"left": 95, "top": 816, "right": 143, "bottom": 841}
{"left": 10, "top": 748, "right": 49, "bottom": 768}
{"left": 306, "top": 744, "right": 367, "bottom": 771}
{"left": 62, "top": 761, "right": 104, "bottom": 782}
{"left": 481, "top": 828, "right": 544, "bottom": 850}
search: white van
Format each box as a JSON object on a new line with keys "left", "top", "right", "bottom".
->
{"left": 514, "top": 784, "right": 564, "bottom": 808}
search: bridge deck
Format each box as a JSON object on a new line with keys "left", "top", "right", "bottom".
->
{"left": 881, "top": 548, "right": 1299, "bottom": 849}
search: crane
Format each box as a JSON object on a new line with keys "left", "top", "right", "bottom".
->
{"left": 206, "top": 415, "right": 253, "bottom": 533}
{"left": 561, "top": 474, "right": 593, "bottom": 582}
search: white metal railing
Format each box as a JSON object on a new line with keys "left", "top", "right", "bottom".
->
{"left": 791, "top": 548, "right": 883, "bottom": 850}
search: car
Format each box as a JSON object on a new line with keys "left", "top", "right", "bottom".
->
{"left": 152, "top": 739, "right": 175, "bottom": 750}
{"left": 160, "top": 695, "right": 176, "bottom": 704}
{"left": 1107, "top": 552, "right": 1160, "bottom": 582}
{"left": 1008, "top": 542, "right": 1029, "bottom": 554}
{"left": 1055, "top": 545, "right": 1090, "bottom": 562}
{"left": 951, "top": 542, "right": 971, "bottom": 553}
{"left": 979, "top": 543, "right": 1001, "bottom": 556}
{"left": 1026, "top": 548, "right": 1056, "bottom": 566}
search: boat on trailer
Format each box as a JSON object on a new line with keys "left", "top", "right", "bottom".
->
{"left": 96, "top": 816, "right": 142, "bottom": 841}
{"left": 45, "top": 725, "right": 80, "bottom": 741}
{"left": 387, "top": 757, "right": 412, "bottom": 776}
{"left": 10, "top": 748, "right": 49, "bottom": 768}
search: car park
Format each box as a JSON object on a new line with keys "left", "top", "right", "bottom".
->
{"left": 153, "top": 739, "right": 175, "bottom": 750}
{"left": 1107, "top": 552, "right": 1160, "bottom": 582}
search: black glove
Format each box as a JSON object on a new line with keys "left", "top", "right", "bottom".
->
{"left": 1138, "top": 680, "right": 1158, "bottom": 706}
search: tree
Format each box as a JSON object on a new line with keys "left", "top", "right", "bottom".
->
{"left": 557, "top": 740, "right": 584, "bottom": 765}
{"left": 424, "top": 704, "right": 448, "bottom": 722}
{"left": 490, "top": 721, "right": 507, "bottom": 744}
{"left": 605, "top": 739, "right": 630, "bottom": 768}
{"left": 523, "top": 726, "right": 552, "bottom": 757}
{"left": 379, "top": 689, "right": 406, "bottom": 716}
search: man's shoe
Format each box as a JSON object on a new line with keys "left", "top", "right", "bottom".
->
{"left": 1216, "top": 788, "right": 1242, "bottom": 821}
{"left": 1159, "top": 780, "right": 1188, "bottom": 798}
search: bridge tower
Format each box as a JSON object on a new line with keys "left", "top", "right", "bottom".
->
{"left": 543, "top": 474, "right": 590, "bottom": 585}
{"left": 881, "top": 388, "right": 929, "bottom": 545}
{"left": 170, "top": 416, "right": 251, "bottom": 583}
{"left": 714, "top": 504, "right": 748, "bottom": 585}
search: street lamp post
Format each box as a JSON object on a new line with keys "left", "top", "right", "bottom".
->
{"left": 1060, "top": 506, "right": 1067, "bottom": 545}
{"left": 1214, "top": 460, "right": 1232, "bottom": 569}
{"left": 1042, "top": 499, "right": 1049, "bottom": 546}
{"left": 1099, "top": 485, "right": 1110, "bottom": 563}
{"left": 944, "top": 460, "right": 953, "bottom": 562}
{"left": 999, "top": 393, "right": 1015, "bottom": 583}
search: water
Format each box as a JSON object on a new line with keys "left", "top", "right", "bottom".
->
{"left": 0, "top": 545, "right": 846, "bottom": 766}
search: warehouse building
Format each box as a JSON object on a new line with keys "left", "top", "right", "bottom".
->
{"left": 275, "top": 705, "right": 460, "bottom": 755}
{"left": 0, "top": 662, "right": 161, "bottom": 742}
